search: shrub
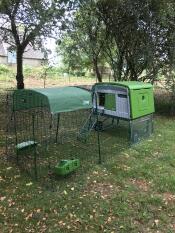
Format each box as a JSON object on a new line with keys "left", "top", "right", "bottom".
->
{"left": 0, "top": 64, "right": 10, "bottom": 74}
{"left": 23, "top": 66, "right": 33, "bottom": 76}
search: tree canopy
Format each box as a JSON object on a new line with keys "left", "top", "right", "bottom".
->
{"left": 59, "top": 0, "right": 175, "bottom": 84}
{"left": 0, "top": 0, "right": 74, "bottom": 89}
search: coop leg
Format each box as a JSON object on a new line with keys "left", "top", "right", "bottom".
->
{"left": 97, "top": 128, "right": 102, "bottom": 164}
{"left": 111, "top": 117, "right": 114, "bottom": 126}
{"left": 55, "top": 114, "right": 60, "bottom": 143}
{"left": 13, "top": 110, "right": 19, "bottom": 164}
{"left": 129, "top": 120, "right": 132, "bottom": 143}
{"left": 94, "top": 92, "right": 102, "bottom": 164}
{"left": 151, "top": 114, "right": 154, "bottom": 134}
{"left": 34, "top": 149, "right": 38, "bottom": 180}
{"left": 32, "top": 114, "right": 37, "bottom": 179}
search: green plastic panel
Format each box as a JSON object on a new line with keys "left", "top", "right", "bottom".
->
{"left": 130, "top": 88, "right": 155, "bottom": 119}
{"left": 115, "top": 81, "right": 152, "bottom": 90}
{"left": 104, "top": 93, "right": 116, "bottom": 111}
{"left": 92, "top": 81, "right": 153, "bottom": 91}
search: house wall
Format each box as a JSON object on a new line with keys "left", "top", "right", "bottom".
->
{"left": 0, "top": 55, "right": 43, "bottom": 67}
{"left": 0, "top": 56, "right": 7, "bottom": 64}
{"left": 23, "top": 58, "right": 43, "bottom": 67}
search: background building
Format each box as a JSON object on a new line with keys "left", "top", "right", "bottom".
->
{"left": 0, "top": 41, "right": 45, "bottom": 67}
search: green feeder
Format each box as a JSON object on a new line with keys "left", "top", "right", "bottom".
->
{"left": 54, "top": 159, "right": 80, "bottom": 176}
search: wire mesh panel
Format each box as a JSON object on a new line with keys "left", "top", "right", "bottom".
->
{"left": 6, "top": 90, "right": 51, "bottom": 178}
{"left": 130, "top": 114, "right": 153, "bottom": 144}
{"left": 0, "top": 89, "right": 7, "bottom": 158}
{"left": 46, "top": 109, "right": 101, "bottom": 174}
{"left": 6, "top": 90, "right": 101, "bottom": 180}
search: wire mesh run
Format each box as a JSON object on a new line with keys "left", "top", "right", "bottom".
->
{"left": 6, "top": 90, "right": 101, "bottom": 180}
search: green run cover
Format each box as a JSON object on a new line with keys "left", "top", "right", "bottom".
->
{"left": 13, "top": 87, "right": 92, "bottom": 114}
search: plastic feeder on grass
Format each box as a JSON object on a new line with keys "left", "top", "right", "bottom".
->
{"left": 54, "top": 159, "right": 80, "bottom": 176}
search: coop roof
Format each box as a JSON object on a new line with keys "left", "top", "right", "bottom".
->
{"left": 13, "top": 87, "right": 92, "bottom": 114}
{"left": 93, "top": 81, "right": 152, "bottom": 90}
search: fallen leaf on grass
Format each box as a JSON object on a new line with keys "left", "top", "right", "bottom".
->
{"left": 0, "top": 176, "right": 5, "bottom": 182}
{"left": 63, "top": 190, "right": 68, "bottom": 195}
{"left": 154, "top": 219, "right": 159, "bottom": 226}
{"left": 0, "top": 196, "right": 6, "bottom": 201}
{"left": 25, "top": 212, "right": 33, "bottom": 220}
{"left": 26, "top": 182, "right": 33, "bottom": 186}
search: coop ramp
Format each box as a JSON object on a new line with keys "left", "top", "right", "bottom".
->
{"left": 77, "top": 112, "right": 98, "bottom": 142}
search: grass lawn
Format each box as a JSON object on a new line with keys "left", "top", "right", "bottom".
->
{"left": 0, "top": 87, "right": 175, "bottom": 232}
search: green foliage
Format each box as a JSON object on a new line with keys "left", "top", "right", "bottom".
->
{"left": 58, "top": 0, "right": 106, "bottom": 82}
{"left": 23, "top": 66, "right": 33, "bottom": 76}
{"left": 0, "top": 64, "right": 10, "bottom": 74}
{"left": 58, "top": 37, "right": 91, "bottom": 75}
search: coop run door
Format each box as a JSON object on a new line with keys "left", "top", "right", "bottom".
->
{"left": 130, "top": 88, "right": 155, "bottom": 119}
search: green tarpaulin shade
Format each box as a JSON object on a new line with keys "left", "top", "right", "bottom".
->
{"left": 13, "top": 86, "right": 92, "bottom": 114}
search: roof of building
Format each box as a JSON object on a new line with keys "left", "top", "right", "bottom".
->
{"left": 23, "top": 46, "right": 44, "bottom": 59}
{"left": 13, "top": 87, "right": 92, "bottom": 114}
{"left": 0, "top": 42, "right": 44, "bottom": 60}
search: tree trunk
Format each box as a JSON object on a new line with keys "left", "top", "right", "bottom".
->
{"left": 117, "top": 57, "right": 123, "bottom": 81}
{"left": 16, "top": 47, "right": 24, "bottom": 89}
{"left": 130, "top": 70, "right": 138, "bottom": 81}
{"left": 93, "top": 58, "right": 102, "bottom": 82}
{"left": 112, "top": 67, "right": 118, "bottom": 81}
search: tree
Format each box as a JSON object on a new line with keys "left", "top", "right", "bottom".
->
{"left": 58, "top": 34, "right": 92, "bottom": 74}
{"left": 59, "top": 0, "right": 106, "bottom": 82}
{"left": 0, "top": 0, "right": 73, "bottom": 89}
{"left": 59, "top": 0, "right": 175, "bottom": 86}
{"left": 97, "top": 0, "right": 175, "bottom": 82}
{"left": 97, "top": 0, "right": 151, "bottom": 81}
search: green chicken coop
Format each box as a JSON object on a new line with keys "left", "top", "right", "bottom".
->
{"left": 91, "top": 81, "right": 155, "bottom": 143}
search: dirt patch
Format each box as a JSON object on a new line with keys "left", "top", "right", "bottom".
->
{"left": 130, "top": 179, "right": 151, "bottom": 192}
{"left": 0, "top": 148, "right": 5, "bottom": 156}
{"left": 1, "top": 77, "right": 96, "bottom": 89}
{"left": 162, "top": 192, "right": 175, "bottom": 203}
{"left": 84, "top": 181, "right": 119, "bottom": 199}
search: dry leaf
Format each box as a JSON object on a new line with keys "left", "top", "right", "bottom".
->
{"left": 26, "top": 182, "right": 33, "bottom": 186}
